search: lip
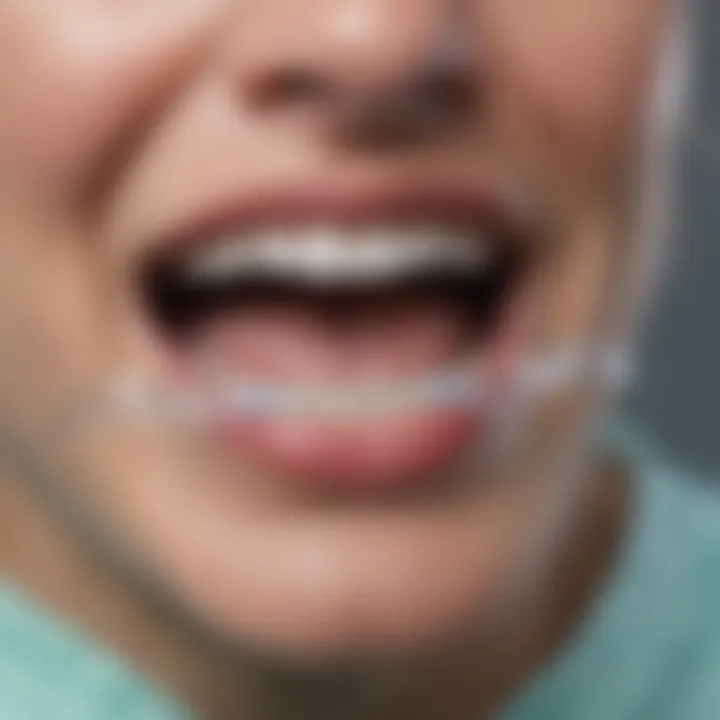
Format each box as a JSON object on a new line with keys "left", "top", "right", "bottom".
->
{"left": 134, "top": 179, "right": 534, "bottom": 494}
{"left": 139, "top": 180, "right": 532, "bottom": 269}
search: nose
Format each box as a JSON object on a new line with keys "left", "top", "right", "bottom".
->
{"left": 231, "top": 0, "right": 482, "bottom": 145}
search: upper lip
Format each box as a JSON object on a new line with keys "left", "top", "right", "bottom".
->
{"left": 140, "top": 179, "right": 533, "bottom": 269}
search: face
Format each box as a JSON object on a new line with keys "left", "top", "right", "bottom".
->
{"left": 0, "top": 0, "right": 674, "bottom": 661}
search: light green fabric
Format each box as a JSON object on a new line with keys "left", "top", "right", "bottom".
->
{"left": 500, "top": 430, "right": 720, "bottom": 720}
{"left": 0, "top": 587, "right": 188, "bottom": 719}
{"left": 2, "top": 429, "right": 720, "bottom": 719}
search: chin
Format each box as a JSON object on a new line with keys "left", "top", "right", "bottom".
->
{"left": 170, "top": 532, "right": 525, "bottom": 664}
{"left": 90, "top": 441, "right": 540, "bottom": 665}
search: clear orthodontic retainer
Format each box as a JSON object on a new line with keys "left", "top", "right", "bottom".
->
{"left": 90, "top": 343, "right": 633, "bottom": 428}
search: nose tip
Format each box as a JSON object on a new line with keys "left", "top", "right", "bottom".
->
{"left": 237, "top": 0, "right": 482, "bottom": 144}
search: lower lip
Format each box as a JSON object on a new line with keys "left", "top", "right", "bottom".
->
{"left": 163, "top": 331, "right": 519, "bottom": 494}
{"left": 214, "top": 400, "right": 486, "bottom": 492}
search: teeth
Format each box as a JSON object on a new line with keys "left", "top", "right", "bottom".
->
{"left": 182, "top": 226, "right": 493, "bottom": 286}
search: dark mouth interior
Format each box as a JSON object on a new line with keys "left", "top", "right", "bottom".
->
{"left": 142, "top": 244, "right": 525, "bottom": 353}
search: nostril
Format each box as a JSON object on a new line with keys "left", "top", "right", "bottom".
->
{"left": 241, "top": 29, "right": 481, "bottom": 142}
{"left": 417, "top": 63, "right": 480, "bottom": 118}
{"left": 331, "top": 64, "right": 481, "bottom": 148}
{"left": 249, "top": 66, "right": 336, "bottom": 112}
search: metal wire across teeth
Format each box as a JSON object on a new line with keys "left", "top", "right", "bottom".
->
{"left": 99, "top": 344, "right": 633, "bottom": 423}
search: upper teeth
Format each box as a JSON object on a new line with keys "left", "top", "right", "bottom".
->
{"left": 181, "top": 226, "right": 494, "bottom": 286}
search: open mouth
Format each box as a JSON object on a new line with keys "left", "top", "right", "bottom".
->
{"left": 137, "top": 187, "right": 532, "bottom": 490}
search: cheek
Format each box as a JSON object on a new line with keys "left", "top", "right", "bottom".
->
{"left": 481, "top": 0, "right": 669, "bottom": 167}
{"left": 0, "top": 0, "right": 219, "bottom": 201}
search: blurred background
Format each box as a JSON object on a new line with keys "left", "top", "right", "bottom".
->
{"left": 628, "top": 0, "right": 720, "bottom": 474}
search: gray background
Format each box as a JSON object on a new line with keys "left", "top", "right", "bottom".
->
{"left": 628, "top": 0, "right": 720, "bottom": 474}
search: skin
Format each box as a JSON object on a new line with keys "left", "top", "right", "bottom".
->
{"left": 0, "top": 0, "right": 675, "bottom": 718}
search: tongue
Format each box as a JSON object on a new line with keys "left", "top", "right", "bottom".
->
{"left": 188, "top": 293, "right": 470, "bottom": 383}
{"left": 177, "top": 294, "right": 487, "bottom": 490}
